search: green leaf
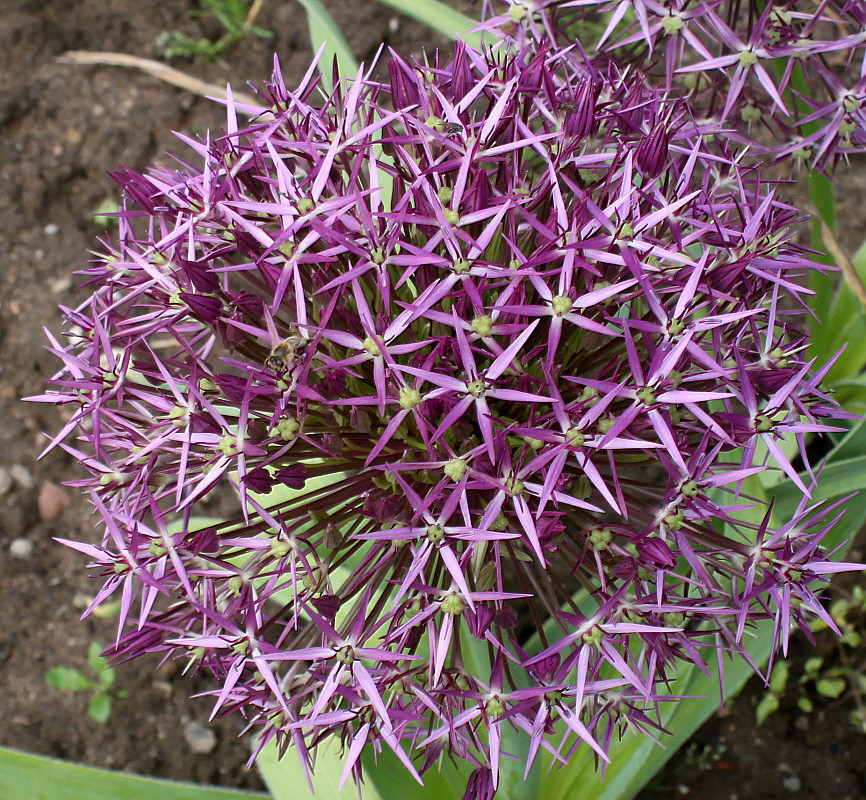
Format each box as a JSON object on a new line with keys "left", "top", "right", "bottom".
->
{"left": 768, "top": 661, "right": 789, "bottom": 694}
{"left": 816, "top": 677, "right": 847, "bottom": 699}
{"left": 755, "top": 692, "right": 780, "bottom": 726}
{"left": 371, "top": 0, "right": 482, "bottom": 47}
{"left": 98, "top": 665, "right": 115, "bottom": 689}
{"left": 770, "top": 454, "right": 866, "bottom": 508}
{"left": 802, "top": 153, "right": 836, "bottom": 362}
{"left": 797, "top": 696, "right": 814, "bottom": 714}
{"left": 44, "top": 667, "right": 93, "bottom": 692}
{"left": 361, "top": 748, "right": 467, "bottom": 800}
{"left": 200, "top": 0, "right": 251, "bottom": 36}
{"left": 87, "top": 641, "right": 108, "bottom": 676}
{"left": 256, "top": 736, "right": 381, "bottom": 800}
{"left": 91, "top": 599, "right": 121, "bottom": 619}
{"left": 0, "top": 746, "right": 268, "bottom": 800}
{"left": 813, "top": 416, "right": 866, "bottom": 465}
{"left": 803, "top": 657, "right": 824, "bottom": 677}
{"left": 87, "top": 693, "right": 112, "bottom": 724}
{"left": 91, "top": 198, "right": 120, "bottom": 227}
{"left": 295, "top": 0, "right": 359, "bottom": 93}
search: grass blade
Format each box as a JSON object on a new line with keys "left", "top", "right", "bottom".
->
{"left": 295, "top": 0, "right": 359, "bottom": 92}
{"left": 372, "top": 0, "right": 483, "bottom": 47}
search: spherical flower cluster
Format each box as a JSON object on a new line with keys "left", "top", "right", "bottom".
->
{"left": 38, "top": 44, "right": 852, "bottom": 793}
{"left": 477, "top": 0, "right": 866, "bottom": 169}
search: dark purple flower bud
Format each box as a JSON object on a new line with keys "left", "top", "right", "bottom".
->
{"left": 635, "top": 122, "right": 670, "bottom": 178}
{"left": 275, "top": 464, "right": 307, "bottom": 490}
{"left": 560, "top": 79, "right": 597, "bottom": 139}
{"left": 494, "top": 607, "right": 519, "bottom": 629}
{"left": 244, "top": 467, "right": 273, "bottom": 494}
{"left": 636, "top": 536, "right": 677, "bottom": 569}
{"left": 463, "top": 767, "right": 496, "bottom": 800}
{"left": 180, "top": 293, "right": 222, "bottom": 323}
{"left": 349, "top": 407, "right": 372, "bottom": 434}
{"left": 177, "top": 257, "right": 220, "bottom": 293}
{"left": 311, "top": 594, "right": 341, "bottom": 620}
{"left": 466, "top": 606, "right": 495, "bottom": 638}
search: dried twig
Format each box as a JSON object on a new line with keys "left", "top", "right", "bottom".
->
{"left": 245, "top": 0, "right": 266, "bottom": 33}
{"left": 57, "top": 50, "right": 260, "bottom": 110}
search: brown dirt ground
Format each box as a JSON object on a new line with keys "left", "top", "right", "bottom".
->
{"left": 2, "top": 1, "right": 866, "bottom": 797}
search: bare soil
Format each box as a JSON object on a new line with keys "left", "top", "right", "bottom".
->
{"left": 2, "top": 1, "right": 866, "bottom": 797}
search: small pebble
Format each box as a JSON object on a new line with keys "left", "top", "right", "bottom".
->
{"left": 782, "top": 776, "right": 802, "bottom": 792}
{"left": 0, "top": 467, "right": 12, "bottom": 496}
{"left": 44, "top": 223, "right": 59, "bottom": 235}
{"left": 51, "top": 277, "right": 71, "bottom": 294}
{"left": 794, "top": 715, "right": 810, "bottom": 731}
{"left": 152, "top": 680, "right": 173, "bottom": 698}
{"left": 10, "top": 538, "right": 34, "bottom": 560}
{"left": 38, "top": 481, "right": 71, "bottom": 521}
{"left": 183, "top": 720, "right": 217, "bottom": 754}
{"left": 10, "top": 464, "right": 34, "bottom": 489}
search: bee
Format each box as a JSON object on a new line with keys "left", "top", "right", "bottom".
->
{"left": 265, "top": 334, "right": 309, "bottom": 374}
{"left": 442, "top": 121, "right": 463, "bottom": 138}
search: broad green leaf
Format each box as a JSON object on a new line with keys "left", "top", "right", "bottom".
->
{"left": 797, "top": 84, "right": 836, "bottom": 361}
{"left": 361, "top": 748, "right": 468, "bottom": 800}
{"left": 87, "top": 693, "right": 112, "bottom": 724}
{"left": 372, "top": 0, "right": 483, "bottom": 48}
{"left": 812, "top": 415, "right": 866, "bottom": 465}
{"left": 0, "top": 746, "right": 268, "bottom": 800}
{"left": 769, "top": 455, "right": 866, "bottom": 510}
{"left": 295, "top": 0, "right": 359, "bottom": 93}
{"left": 832, "top": 374, "right": 866, "bottom": 389}
{"left": 44, "top": 667, "right": 93, "bottom": 692}
{"left": 800, "top": 167, "right": 866, "bottom": 399}
{"left": 256, "top": 736, "right": 381, "bottom": 800}
{"left": 498, "top": 727, "right": 539, "bottom": 800}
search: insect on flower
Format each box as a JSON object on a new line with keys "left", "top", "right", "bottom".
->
{"left": 264, "top": 334, "right": 308, "bottom": 374}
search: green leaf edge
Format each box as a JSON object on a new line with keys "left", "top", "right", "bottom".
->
{"left": 296, "top": 0, "right": 360, "bottom": 92}
{"left": 371, "top": 0, "right": 483, "bottom": 48}
{"left": 0, "top": 746, "right": 269, "bottom": 800}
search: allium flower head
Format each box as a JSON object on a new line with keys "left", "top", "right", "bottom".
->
{"left": 37, "top": 43, "right": 854, "bottom": 792}
{"left": 477, "top": 0, "right": 866, "bottom": 169}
